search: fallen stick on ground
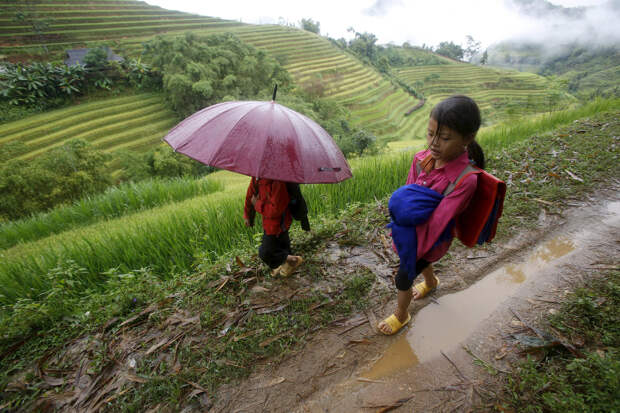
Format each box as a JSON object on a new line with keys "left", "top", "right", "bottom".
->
{"left": 440, "top": 350, "right": 468, "bottom": 382}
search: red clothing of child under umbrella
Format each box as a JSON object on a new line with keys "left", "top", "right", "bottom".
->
{"left": 162, "top": 91, "right": 352, "bottom": 184}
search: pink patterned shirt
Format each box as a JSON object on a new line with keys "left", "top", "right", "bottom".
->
{"left": 406, "top": 149, "right": 477, "bottom": 262}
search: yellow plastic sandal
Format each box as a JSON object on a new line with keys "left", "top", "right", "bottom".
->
{"left": 413, "top": 276, "right": 440, "bottom": 299}
{"left": 378, "top": 313, "right": 411, "bottom": 335}
{"left": 271, "top": 265, "right": 282, "bottom": 276}
{"left": 280, "top": 256, "right": 303, "bottom": 277}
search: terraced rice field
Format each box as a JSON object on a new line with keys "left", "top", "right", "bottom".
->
{"left": 118, "top": 24, "right": 427, "bottom": 139}
{"left": 1, "top": 0, "right": 423, "bottom": 144}
{"left": 395, "top": 64, "right": 576, "bottom": 138}
{"left": 0, "top": 92, "right": 177, "bottom": 159}
{"left": 226, "top": 25, "right": 423, "bottom": 139}
{"left": 0, "top": 0, "right": 244, "bottom": 53}
{"left": 1, "top": 0, "right": 576, "bottom": 158}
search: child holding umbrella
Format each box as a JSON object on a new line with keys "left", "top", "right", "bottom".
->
{"left": 244, "top": 177, "right": 304, "bottom": 277}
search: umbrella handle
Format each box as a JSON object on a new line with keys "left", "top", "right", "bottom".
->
{"left": 272, "top": 84, "right": 278, "bottom": 101}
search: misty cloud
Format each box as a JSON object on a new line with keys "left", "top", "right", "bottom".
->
{"left": 504, "top": 0, "right": 620, "bottom": 48}
{"left": 363, "top": 0, "right": 403, "bottom": 17}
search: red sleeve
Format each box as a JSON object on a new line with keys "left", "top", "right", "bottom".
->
{"left": 243, "top": 177, "right": 256, "bottom": 220}
{"left": 416, "top": 173, "right": 477, "bottom": 258}
{"left": 406, "top": 158, "right": 417, "bottom": 185}
{"left": 254, "top": 181, "right": 289, "bottom": 218}
{"left": 406, "top": 150, "right": 427, "bottom": 185}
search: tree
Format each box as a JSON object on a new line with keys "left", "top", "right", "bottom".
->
{"left": 376, "top": 56, "right": 390, "bottom": 73}
{"left": 464, "top": 35, "right": 481, "bottom": 62}
{"left": 300, "top": 18, "right": 320, "bottom": 34}
{"left": 142, "top": 32, "right": 291, "bottom": 118}
{"left": 83, "top": 46, "right": 112, "bottom": 89}
{"left": 480, "top": 50, "right": 489, "bottom": 65}
{"left": 348, "top": 31, "right": 379, "bottom": 62}
{"left": 336, "top": 129, "right": 378, "bottom": 157}
{"left": 83, "top": 47, "right": 109, "bottom": 72}
{"left": 435, "top": 41, "right": 464, "bottom": 61}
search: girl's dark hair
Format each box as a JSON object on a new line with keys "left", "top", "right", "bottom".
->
{"left": 430, "top": 95, "right": 485, "bottom": 169}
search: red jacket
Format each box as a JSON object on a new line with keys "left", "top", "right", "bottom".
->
{"left": 244, "top": 178, "right": 292, "bottom": 236}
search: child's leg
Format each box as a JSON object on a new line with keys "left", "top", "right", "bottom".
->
{"left": 412, "top": 264, "right": 437, "bottom": 300}
{"left": 378, "top": 260, "right": 431, "bottom": 334}
{"left": 258, "top": 232, "right": 288, "bottom": 269}
{"left": 394, "top": 288, "right": 413, "bottom": 322}
{"left": 279, "top": 231, "right": 303, "bottom": 276}
{"left": 279, "top": 231, "right": 299, "bottom": 265}
{"left": 378, "top": 267, "right": 413, "bottom": 334}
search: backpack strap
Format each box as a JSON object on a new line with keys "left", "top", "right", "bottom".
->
{"left": 443, "top": 164, "right": 480, "bottom": 196}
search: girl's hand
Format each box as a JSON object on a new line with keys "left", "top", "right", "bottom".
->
{"left": 251, "top": 195, "right": 258, "bottom": 206}
{"left": 244, "top": 218, "right": 251, "bottom": 227}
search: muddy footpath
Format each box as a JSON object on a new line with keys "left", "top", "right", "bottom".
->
{"left": 213, "top": 186, "right": 620, "bottom": 412}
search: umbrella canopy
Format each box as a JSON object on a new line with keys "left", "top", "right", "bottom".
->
{"left": 163, "top": 100, "right": 352, "bottom": 184}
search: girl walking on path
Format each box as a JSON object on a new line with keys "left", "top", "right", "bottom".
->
{"left": 378, "top": 95, "right": 486, "bottom": 335}
{"left": 244, "top": 177, "right": 303, "bottom": 277}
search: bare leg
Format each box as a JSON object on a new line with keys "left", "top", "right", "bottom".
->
{"left": 378, "top": 288, "right": 412, "bottom": 334}
{"left": 413, "top": 264, "right": 436, "bottom": 300}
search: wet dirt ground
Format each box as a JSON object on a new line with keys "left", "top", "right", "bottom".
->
{"left": 212, "top": 187, "right": 620, "bottom": 413}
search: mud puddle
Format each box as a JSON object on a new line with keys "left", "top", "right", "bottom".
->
{"left": 362, "top": 236, "right": 577, "bottom": 379}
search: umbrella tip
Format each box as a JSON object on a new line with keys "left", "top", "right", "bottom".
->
{"left": 272, "top": 84, "right": 278, "bottom": 101}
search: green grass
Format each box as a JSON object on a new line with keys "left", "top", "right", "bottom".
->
{"left": 0, "top": 152, "right": 413, "bottom": 307}
{"left": 0, "top": 204, "right": 383, "bottom": 411}
{"left": 0, "top": 177, "right": 223, "bottom": 250}
{"left": 485, "top": 104, "right": 620, "bottom": 237}
{"left": 495, "top": 271, "right": 619, "bottom": 413}
{"left": 478, "top": 98, "right": 620, "bottom": 153}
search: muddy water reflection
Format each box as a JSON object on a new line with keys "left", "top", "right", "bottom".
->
{"left": 604, "top": 201, "right": 620, "bottom": 224}
{"left": 363, "top": 237, "right": 575, "bottom": 379}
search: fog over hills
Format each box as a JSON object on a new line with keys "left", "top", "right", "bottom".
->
{"left": 479, "top": 0, "right": 619, "bottom": 76}
{"left": 503, "top": 0, "right": 619, "bottom": 50}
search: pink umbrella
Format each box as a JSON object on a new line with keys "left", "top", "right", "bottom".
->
{"left": 163, "top": 98, "right": 352, "bottom": 184}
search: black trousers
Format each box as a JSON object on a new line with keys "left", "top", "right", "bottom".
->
{"left": 394, "top": 259, "right": 431, "bottom": 291}
{"left": 259, "top": 231, "right": 291, "bottom": 269}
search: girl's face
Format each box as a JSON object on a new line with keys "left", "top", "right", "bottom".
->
{"left": 426, "top": 117, "right": 473, "bottom": 165}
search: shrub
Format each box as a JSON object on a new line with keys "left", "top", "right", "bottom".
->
{"left": 0, "top": 139, "right": 111, "bottom": 220}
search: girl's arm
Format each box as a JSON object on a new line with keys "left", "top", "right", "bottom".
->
{"left": 254, "top": 181, "right": 290, "bottom": 218}
{"left": 416, "top": 174, "right": 477, "bottom": 258}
